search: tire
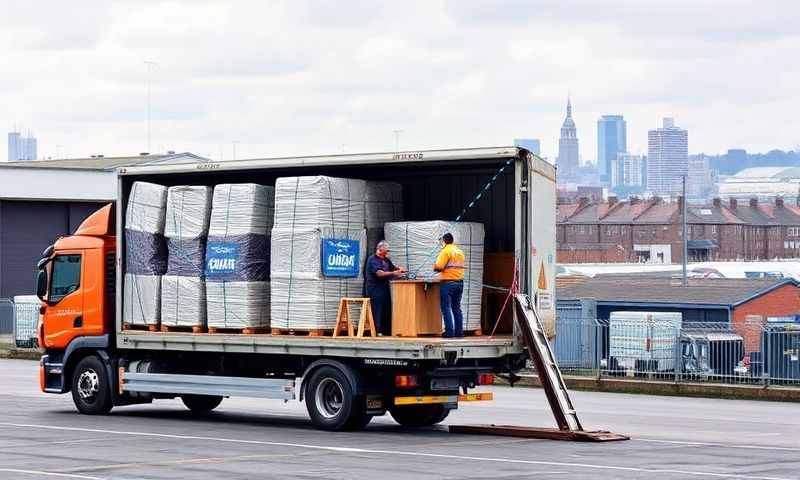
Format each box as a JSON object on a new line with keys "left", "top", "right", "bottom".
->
{"left": 71, "top": 356, "right": 113, "bottom": 415}
{"left": 304, "top": 366, "right": 364, "bottom": 431}
{"left": 181, "top": 395, "right": 223, "bottom": 414}
{"left": 390, "top": 404, "right": 450, "bottom": 427}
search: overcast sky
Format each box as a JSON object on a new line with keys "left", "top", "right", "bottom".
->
{"left": 2, "top": 1, "right": 798, "bottom": 162}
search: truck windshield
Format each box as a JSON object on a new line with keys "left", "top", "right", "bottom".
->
{"left": 50, "top": 254, "right": 81, "bottom": 302}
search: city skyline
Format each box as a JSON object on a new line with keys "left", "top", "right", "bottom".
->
{"left": 1, "top": 2, "right": 797, "bottom": 161}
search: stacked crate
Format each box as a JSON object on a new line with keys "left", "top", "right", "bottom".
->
{"left": 385, "top": 220, "right": 485, "bottom": 332}
{"left": 364, "top": 181, "right": 403, "bottom": 253}
{"left": 270, "top": 176, "right": 366, "bottom": 331}
{"left": 161, "top": 186, "right": 213, "bottom": 331}
{"left": 205, "top": 184, "right": 274, "bottom": 331}
{"left": 123, "top": 181, "right": 168, "bottom": 329}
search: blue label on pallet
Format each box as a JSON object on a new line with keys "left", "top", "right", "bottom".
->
{"left": 205, "top": 242, "right": 240, "bottom": 277}
{"left": 321, "top": 238, "right": 360, "bottom": 277}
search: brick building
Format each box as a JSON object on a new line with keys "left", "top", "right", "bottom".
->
{"left": 557, "top": 275, "right": 800, "bottom": 354}
{"left": 558, "top": 196, "right": 800, "bottom": 263}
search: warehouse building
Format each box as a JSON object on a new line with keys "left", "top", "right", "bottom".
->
{"left": 0, "top": 153, "right": 205, "bottom": 299}
{"left": 556, "top": 274, "right": 800, "bottom": 353}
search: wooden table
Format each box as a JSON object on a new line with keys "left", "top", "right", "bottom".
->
{"left": 390, "top": 279, "right": 443, "bottom": 337}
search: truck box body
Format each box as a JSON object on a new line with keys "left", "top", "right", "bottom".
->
{"left": 114, "top": 147, "right": 555, "bottom": 360}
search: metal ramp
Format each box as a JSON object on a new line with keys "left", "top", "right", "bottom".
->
{"left": 450, "top": 294, "right": 628, "bottom": 442}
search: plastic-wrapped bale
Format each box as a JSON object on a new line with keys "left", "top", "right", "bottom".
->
{"left": 270, "top": 277, "right": 363, "bottom": 330}
{"left": 205, "top": 184, "right": 274, "bottom": 330}
{"left": 123, "top": 181, "right": 167, "bottom": 327}
{"left": 274, "top": 176, "right": 366, "bottom": 229}
{"left": 385, "top": 221, "right": 485, "bottom": 332}
{"left": 161, "top": 186, "right": 212, "bottom": 329}
{"left": 364, "top": 181, "right": 403, "bottom": 252}
{"left": 269, "top": 227, "right": 366, "bottom": 330}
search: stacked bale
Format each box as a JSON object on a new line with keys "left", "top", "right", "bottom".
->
{"left": 123, "top": 181, "right": 168, "bottom": 328}
{"left": 385, "top": 221, "right": 485, "bottom": 332}
{"left": 270, "top": 176, "right": 366, "bottom": 331}
{"left": 161, "top": 186, "right": 212, "bottom": 329}
{"left": 205, "top": 184, "right": 274, "bottom": 331}
{"left": 364, "top": 181, "right": 403, "bottom": 253}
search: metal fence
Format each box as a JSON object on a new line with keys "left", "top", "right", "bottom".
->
{"left": 553, "top": 316, "right": 800, "bottom": 386}
{"left": 14, "top": 301, "right": 40, "bottom": 348}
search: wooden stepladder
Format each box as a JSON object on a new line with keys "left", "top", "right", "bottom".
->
{"left": 334, "top": 298, "right": 377, "bottom": 338}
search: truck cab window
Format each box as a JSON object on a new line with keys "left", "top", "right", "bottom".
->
{"left": 50, "top": 254, "right": 81, "bottom": 302}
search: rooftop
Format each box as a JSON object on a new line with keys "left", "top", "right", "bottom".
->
{"left": 557, "top": 275, "right": 798, "bottom": 307}
{"left": 1, "top": 152, "right": 207, "bottom": 171}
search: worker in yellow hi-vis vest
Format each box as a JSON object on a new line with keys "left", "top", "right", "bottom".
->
{"left": 433, "top": 232, "right": 466, "bottom": 338}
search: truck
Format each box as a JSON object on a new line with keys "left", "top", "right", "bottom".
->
{"left": 35, "top": 146, "right": 557, "bottom": 431}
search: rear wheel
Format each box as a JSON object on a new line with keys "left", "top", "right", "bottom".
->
{"left": 390, "top": 404, "right": 450, "bottom": 427}
{"left": 305, "top": 366, "right": 366, "bottom": 431}
{"left": 71, "top": 356, "right": 113, "bottom": 415}
{"left": 181, "top": 395, "right": 223, "bottom": 414}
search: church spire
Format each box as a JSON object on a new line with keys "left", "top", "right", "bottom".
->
{"left": 566, "top": 95, "right": 572, "bottom": 119}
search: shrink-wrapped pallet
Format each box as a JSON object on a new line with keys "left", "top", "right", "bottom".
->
{"left": 124, "top": 181, "right": 167, "bottom": 327}
{"left": 161, "top": 186, "right": 212, "bottom": 328}
{"left": 274, "top": 176, "right": 366, "bottom": 228}
{"left": 385, "top": 221, "right": 485, "bottom": 331}
{"left": 270, "top": 227, "right": 366, "bottom": 330}
{"left": 205, "top": 184, "right": 273, "bottom": 330}
{"left": 364, "top": 181, "right": 403, "bottom": 252}
{"left": 271, "top": 176, "right": 367, "bottom": 331}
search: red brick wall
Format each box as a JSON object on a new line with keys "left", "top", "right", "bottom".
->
{"left": 732, "top": 284, "right": 800, "bottom": 352}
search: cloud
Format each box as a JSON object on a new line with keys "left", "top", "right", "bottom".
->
{"left": 0, "top": 0, "right": 798, "bottom": 162}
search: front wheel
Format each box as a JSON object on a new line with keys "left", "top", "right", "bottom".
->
{"left": 390, "top": 404, "right": 449, "bottom": 427}
{"left": 305, "top": 366, "right": 366, "bottom": 431}
{"left": 182, "top": 395, "right": 223, "bottom": 414}
{"left": 71, "top": 356, "right": 113, "bottom": 415}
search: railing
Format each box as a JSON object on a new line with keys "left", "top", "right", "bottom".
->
{"left": 553, "top": 316, "right": 800, "bottom": 387}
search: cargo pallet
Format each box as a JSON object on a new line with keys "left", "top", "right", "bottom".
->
{"left": 207, "top": 326, "right": 271, "bottom": 335}
{"left": 123, "top": 323, "right": 159, "bottom": 332}
{"left": 270, "top": 328, "right": 331, "bottom": 337}
{"left": 160, "top": 324, "right": 206, "bottom": 334}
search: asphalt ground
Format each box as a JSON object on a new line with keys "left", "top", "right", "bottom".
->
{"left": 0, "top": 359, "right": 797, "bottom": 480}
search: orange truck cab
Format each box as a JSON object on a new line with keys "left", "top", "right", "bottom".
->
{"left": 37, "top": 204, "right": 117, "bottom": 401}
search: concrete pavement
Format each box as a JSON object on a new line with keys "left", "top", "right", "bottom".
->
{"left": 0, "top": 358, "right": 797, "bottom": 479}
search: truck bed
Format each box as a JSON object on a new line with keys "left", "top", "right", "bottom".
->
{"left": 117, "top": 331, "right": 521, "bottom": 360}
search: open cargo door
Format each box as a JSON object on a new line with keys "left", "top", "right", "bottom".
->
{"left": 450, "top": 294, "right": 629, "bottom": 442}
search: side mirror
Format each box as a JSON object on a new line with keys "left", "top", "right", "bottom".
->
{"left": 36, "top": 270, "right": 48, "bottom": 301}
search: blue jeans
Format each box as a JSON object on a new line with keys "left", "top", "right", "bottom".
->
{"left": 440, "top": 280, "right": 464, "bottom": 338}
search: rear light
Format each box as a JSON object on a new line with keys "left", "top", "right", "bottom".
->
{"left": 395, "top": 375, "right": 419, "bottom": 388}
{"left": 477, "top": 374, "right": 494, "bottom": 385}
{"left": 39, "top": 363, "right": 45, "bottom": 392}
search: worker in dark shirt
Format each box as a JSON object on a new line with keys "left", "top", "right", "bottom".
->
{"left": 365, "top": 241, "right": 406, "bottom": 336}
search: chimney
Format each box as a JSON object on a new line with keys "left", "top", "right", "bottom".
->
{"left": 730, "top": 198, "right": 738, "bottom": 210}
{"left": 750, "top": 198, "right": 758, "bottom": 208}
{"left": 608, "top": 196, "right": 618, "bottom": 207}
{"left": 776, "top": 197, "right": 784, "bottom": 208}
{"left": 713, "top": 198, "right": 721, "bottom": 208}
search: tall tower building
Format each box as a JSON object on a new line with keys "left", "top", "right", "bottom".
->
{"left": 647, "top": 117, "right": 688, "bottom": 197}
{"left": 597, "top": 115, "right": 626, "bottom": 183}
{"left": 7, "top": 130, "right": 37, "bottom": 161}
{"left": 557, "top": 97, "right": 579, "bottom": 181}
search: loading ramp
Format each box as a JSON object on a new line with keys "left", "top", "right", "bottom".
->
{"left": 449, "top": 294, "right": 629, "bottom": 442}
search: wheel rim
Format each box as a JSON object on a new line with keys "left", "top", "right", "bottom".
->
{"left": 314, "top": 377, "right": 344, "bottom": 419}
{"left": 77, "top": 368, "right": 100, "bottom": 402}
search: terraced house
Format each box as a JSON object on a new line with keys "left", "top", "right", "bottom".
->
{"left": 557, "top": 196, "right": 800, "bottom": 263}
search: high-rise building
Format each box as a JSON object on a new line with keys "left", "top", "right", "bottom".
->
{"left": 647, "top": 118, "right": 688, "bottom": 197}
{"left": 611, "top": 153, "right": 645, "bottom": 188}
{"left": 597, "top": 115, "right": 626, "bottom": 183}
{"left": 7, "top": 131, "right": 37, "bottom": 161}
{"left": 556, "top": 98, "right": 579, "bottom": 181}
{"left": 513, "top": 138, "right": 541, "bottom": 155}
